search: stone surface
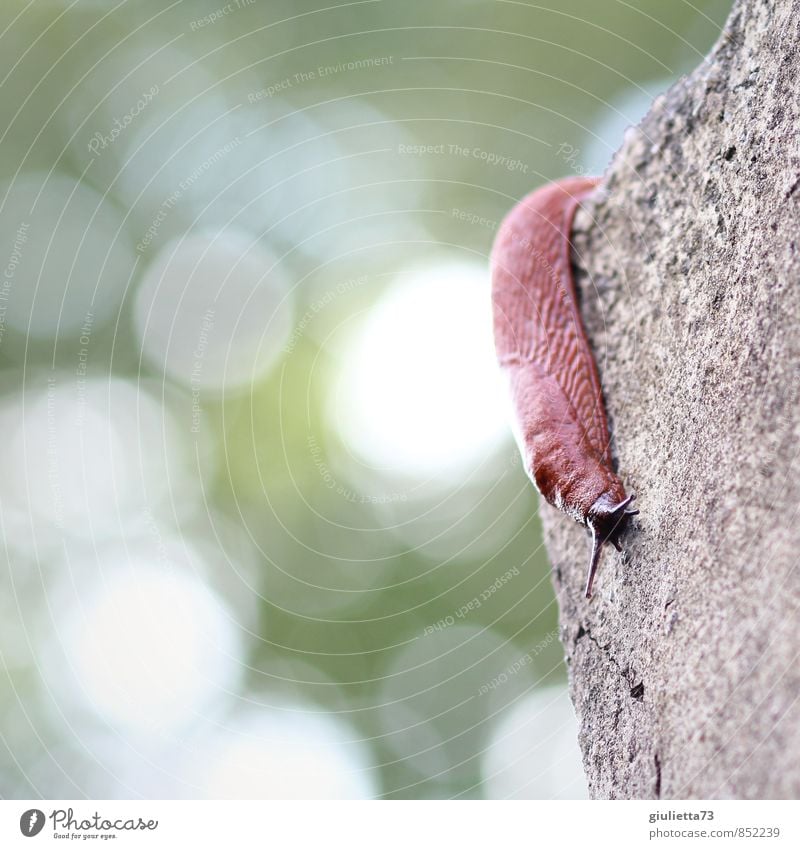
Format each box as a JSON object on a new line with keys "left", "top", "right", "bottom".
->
{"left": 543, "top": 0, "right": 800, "bottom": 798}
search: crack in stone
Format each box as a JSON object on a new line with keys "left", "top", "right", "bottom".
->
{"left": 654, "top": 753, "right": 662, "bottom": 798}
{"left": 578, "top": 622, "right": 641, "bottom": 695}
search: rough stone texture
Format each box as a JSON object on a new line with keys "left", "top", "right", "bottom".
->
{"left": 543, "top": 0, "right": 800, "bottom": 799}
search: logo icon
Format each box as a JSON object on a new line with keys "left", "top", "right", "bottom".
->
{"left": 19, "top": 809, "right": 45, "bottom": 837}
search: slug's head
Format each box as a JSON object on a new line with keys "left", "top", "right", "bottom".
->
{"left": 584, "top": 493, "right": 638, "bottom": 599}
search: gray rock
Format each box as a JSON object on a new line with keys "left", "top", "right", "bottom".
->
{"left": 542, "top": 0, "right": 800, "bottom": 799}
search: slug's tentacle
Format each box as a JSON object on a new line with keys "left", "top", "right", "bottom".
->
{"left": 586, "top": 493, "right": 639, "bottom": 598}
{"left": 585, "top": 528, "right": 604, "bottom": 600}
{"left": 584, "top": 493, "right": 637, "bottom": 598}
{"left": 491, "top": 177, "right": 637, "bottom": 597}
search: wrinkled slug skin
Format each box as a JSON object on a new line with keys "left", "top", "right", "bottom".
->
{"left": 491, "top": 177, "right": 635, "bottom": 596}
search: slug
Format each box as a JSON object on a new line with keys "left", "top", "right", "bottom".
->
{"left": 490, "top": 176, "right": 637, "bottom": 598}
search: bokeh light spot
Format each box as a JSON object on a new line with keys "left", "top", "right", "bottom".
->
{"left": 330, "top": 259, "right": 509, "bottom": 482}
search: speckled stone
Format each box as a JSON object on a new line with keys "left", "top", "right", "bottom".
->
{"left": 541, "top": 0, "right": 800, "bottom": 799}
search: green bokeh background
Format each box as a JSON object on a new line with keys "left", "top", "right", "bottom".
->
{"left": 0, "top": 0, "right": 730, "bottom": 799}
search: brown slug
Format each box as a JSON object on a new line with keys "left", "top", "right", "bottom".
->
{"left": 491, "top": 176, "right": 637, "bottom": 598}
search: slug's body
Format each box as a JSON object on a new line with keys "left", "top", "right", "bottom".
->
{"left": 491, "top": 176, "right": 636, "bottom": 597}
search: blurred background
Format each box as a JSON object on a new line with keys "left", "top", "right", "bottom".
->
{"left": 0, "top": 0, "right": 729, "bottom": 799}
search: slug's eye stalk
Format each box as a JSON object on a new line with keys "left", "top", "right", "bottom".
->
{"left": 584, "top": 494, "right": 638, "bottom": 598}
